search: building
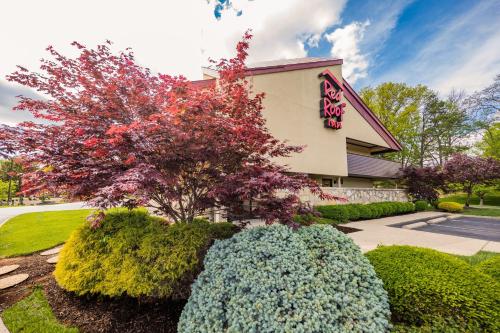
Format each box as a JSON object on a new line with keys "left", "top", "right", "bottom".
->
{"left": 198, "top": 58, "right": 406, "bottom": 204}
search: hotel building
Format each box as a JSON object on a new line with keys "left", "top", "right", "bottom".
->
{"left": 197, "top": 58, "right": 406, "bottom": 204}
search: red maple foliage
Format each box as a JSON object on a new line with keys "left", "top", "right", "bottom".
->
{"left": 402, "top": 165, "right": 446, "bottom": 204}
{"left": 444, "top": 153, "right": 500, "bottom": 207}
{"left": 0, "top": 125, "right": 18, "bottom": 158}
{"left": 7, "top": 33, "right": 337, "bottom": 225}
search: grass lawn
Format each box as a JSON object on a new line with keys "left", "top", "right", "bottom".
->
{"left": 455, "top": 251, "right": 499, "bottom": 266}
{"left": 440, "top": 192, "right": 500, "bottom": 206}
{"left": 0, "top": 209, "right": 92, "bottom": 257}
{"left": 1, "top": 287, "right": 78, "bottom": 333}
{"left": 461, "top": 207, "right": 500, "bottom": 217}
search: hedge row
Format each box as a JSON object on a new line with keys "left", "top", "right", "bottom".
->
{"left": 315, "top": 201, "right": 415, "bottom": 223}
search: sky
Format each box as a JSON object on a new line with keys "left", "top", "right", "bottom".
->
{"left": 0, "top": 0, "right": 499, "bottom": 126}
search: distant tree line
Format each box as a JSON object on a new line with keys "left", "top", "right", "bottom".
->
{"left": 360, "top": 74, "right": 499, "bottom": 167}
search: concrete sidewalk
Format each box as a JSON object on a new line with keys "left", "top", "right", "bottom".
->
{"left": 0, "top": 202, "right": 88, "bottom": 227}
{"left": 345, "top": 212, "right": 500, "bottom": 255}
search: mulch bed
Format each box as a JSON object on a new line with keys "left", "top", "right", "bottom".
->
{"left": 0, "top": 252, "right": 54, "bottom": 310}
{"left": 44, "top": 278, "right": 185, "bottom": 333}
{"left": 335, "top": 225, "right": 361, "bottom": 234}
{"left": 0, "top": 225, "right": 360, "bottom": 332}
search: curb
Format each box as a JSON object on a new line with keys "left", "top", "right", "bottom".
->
{"left": 0, "top": 317, "right": 9, "bottom": 333}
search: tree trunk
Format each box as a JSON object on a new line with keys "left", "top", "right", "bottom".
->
{"left": 480, "top": 197, "right": 484, "bottom": 206}
{"left": 18, "top": 177, "right": 23, "bottom": 205}
{"left": 6, "top": 159, "right": 14, "bottom": 206}
{"left": 7, "top": 178, "right": 12, "bottom": 205}
{"left": 465, "top": 188, "right": 472, "bottom": 207}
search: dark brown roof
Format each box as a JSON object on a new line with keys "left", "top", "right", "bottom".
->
{"left": 347, "top": 153, "right": 402, "bottom": 179}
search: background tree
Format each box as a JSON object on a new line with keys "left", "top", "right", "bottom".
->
{"left": 444, "top": 154, "right": 500, "bottom": 207}
{"left": 360, "top": 83, "right": 427, "bottom": 167}
{"left": 0, "top": 158, "right": 23, "bottom": 205}
{"left": 426, "top": 90, "right": 473, "bottom": 166}
{"left": 476, "top": 122, "right": 500, "bottom": 159}
{"left": 402, "top": 165, "right": 445, "bottom": 204}
{"left": 465, "top": 74, "right": 499, "bottom": 130}
{"left": 473, "top": 183, "right": 499, "bottom": 206}
{"left": 361, "top": 84, "right": 484, "bottom": 167}
{"left": 7, "top": 34, "right": 336, "bottom": 225}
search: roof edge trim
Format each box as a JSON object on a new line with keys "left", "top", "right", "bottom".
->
{"left": 342, "top": 79, "right": 402, "bottom": 151}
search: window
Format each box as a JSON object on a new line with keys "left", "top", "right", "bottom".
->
{"left": 322, "top": 178, "right": 333, "bottom": 187}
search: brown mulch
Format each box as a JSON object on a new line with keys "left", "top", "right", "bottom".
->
{"left": 0, "top": 226, "right": 360, "bottom": 332}
{"left": 335, "top": 225, "right": 361, "bottom": 234}
{"left": 0, "top": 252, "right": 54, "bottom": 310}
{"left": 44, "top": 278, "right": 185, "bottom": 333}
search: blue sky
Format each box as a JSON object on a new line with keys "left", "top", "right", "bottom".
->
{"left": 0, "top": 0, "right": 499, "bottom": 125}
{"left": 307, "top": 0, "right": 500, "bottom": 92}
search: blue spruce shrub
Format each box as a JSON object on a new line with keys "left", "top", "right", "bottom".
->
{"left": 178, "top": 224, "right": 391, "bottom": 333}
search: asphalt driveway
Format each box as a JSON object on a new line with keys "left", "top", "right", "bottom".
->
{"left": 0, "top": 202, "right": 88, "bottom": 227}
{"left": 416, "top": 216, "right": 500, "bottom": 242}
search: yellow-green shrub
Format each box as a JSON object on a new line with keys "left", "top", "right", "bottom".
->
{"left": 477, "top": 256, "right": 500, "bottom": 281}
{"left": 366, "top": 246, "right": 500, "bottom": 332}
{"left": 437, "top": 201, "right": 464, "bottom": 212}
{"left": 54, "top": 209, "right": 237, "bottom": 299}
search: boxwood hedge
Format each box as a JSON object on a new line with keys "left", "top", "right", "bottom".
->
{"left": 414, "top": 200, "right": 428, "bottom": 212}
{"left": 179, "top": 224, "right": 391, "bottom": 333}
{"left": 366, "top": 246, "right": 500, "bottom": 332}
{"left": 54, "top": 209, "right": 237, "bottom": 299}
{"left": 315, "top": 201, "right": 415, "bottom": 223}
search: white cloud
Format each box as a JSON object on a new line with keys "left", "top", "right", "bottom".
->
{"left": 0, "top": 0, "right": 348, "bottom": 125}
{"left": 432, "top": 32, "right": 500, "bottom": 94}
{"left": 375, "top": 1, "right": 500, "bottom": 95}
{"left": 325, "top": 21, "right": 370, "bottom": 83}
{"left": 201, "top": 0, "right": 347, "bottom": 63}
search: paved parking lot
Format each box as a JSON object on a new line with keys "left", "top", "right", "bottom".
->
{"left": 345, "top": 212, "right": 500, "bottom": 255}
{"left": 416, "top": 216, "right": 500, "bottom": 242}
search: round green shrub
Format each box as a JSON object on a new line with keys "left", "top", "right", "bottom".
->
{"left": 366, "top": 246, "right": 500, "bottom": 331}
{"left": 437, "top": 201, "right": 464, "bottom": 213}
{"left": 179, "top": 224, "right": 391, "bottom": 333}
{"left": 477, "top": 255, "right": 500, "bottom": 281}
{"left": 54, "top": 209, "right": 237, "bottom": 299}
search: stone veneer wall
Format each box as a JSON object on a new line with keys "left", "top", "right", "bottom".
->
{"left": 301, "top": 188, "right": 408, "bottom": 205}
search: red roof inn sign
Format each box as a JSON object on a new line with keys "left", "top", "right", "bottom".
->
{"left": 319, "top": 69, "right": 346, "bottom": 129}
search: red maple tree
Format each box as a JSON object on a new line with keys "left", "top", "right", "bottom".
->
{"left": 444, "top": 153, "right": 500, "bottom": 207}
{"left": 0, "top": 125, "right": 18, "bottom": 158}
{"left": 7, "top": 33, "right": 337, "bottom": 225}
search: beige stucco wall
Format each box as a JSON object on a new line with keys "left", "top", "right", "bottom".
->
{"left": 342, "top": 177, "right": 373, "bottom": 188}
{"left": 248, "top": 65, "right": 390, "bottom": 177}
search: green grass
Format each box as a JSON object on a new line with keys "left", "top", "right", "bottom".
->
{"left": 0, "top": 209, "right": 92, "bottom": 257}
{"left": 455, "top": 251, "right": 499, "bottom": 266}
{"left": 440, "top": 192, "right": 500, "bottom": 206}
{"left": 1, "top": 287, "right": 78, "bottom": 333}
{"left": 461, "top": 207, "right": 500, "bottom": 217}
